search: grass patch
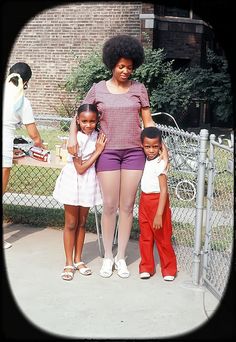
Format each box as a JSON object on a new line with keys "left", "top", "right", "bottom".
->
{"left": 15, "top": 127, "right": 68, "bottom": 151}
{"left": 7, "top": 165, "right": 61, "bottom": 196}
{"left": 3, "top": 204, "right": 65, "bottom": 227}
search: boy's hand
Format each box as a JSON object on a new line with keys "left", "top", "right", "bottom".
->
{"left": 95, "top": 133, "right": 107, "bottom": 154}
{"left": 153, "top": 214, "right": 162, "bottom": 229}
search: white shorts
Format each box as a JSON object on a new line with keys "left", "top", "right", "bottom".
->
{"left": 2, "top": 127, "right": 14, "bottom": 167}
{"left": 2, "top": 155, "right": 13, "bottom": 168}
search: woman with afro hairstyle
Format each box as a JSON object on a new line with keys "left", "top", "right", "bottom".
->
{"left": 67, "top": 34, "right": 168, "bottom": 278}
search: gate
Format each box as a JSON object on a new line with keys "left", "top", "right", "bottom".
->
{"left": 202, "top": 134, "right": 234, "bottom": 299}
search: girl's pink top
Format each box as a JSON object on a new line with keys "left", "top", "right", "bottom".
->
{"left": 82, "top": 80, "right": 150, "bottom": 149}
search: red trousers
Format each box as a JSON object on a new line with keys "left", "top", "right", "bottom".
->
{"left": 138, "top": 192, "right": 177, "bottom": 277}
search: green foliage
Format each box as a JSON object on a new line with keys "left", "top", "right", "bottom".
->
{"left": 65, "top": 48, "right": 111, "bottom": 101}
{"left": 65, "top": 47, "right": 233, "bottom": 123}
{"left": 133, "top": 47, "right": 193, "bottom": 116}
{"left": 183, "top": 49, "right": 233, "bottom": 122}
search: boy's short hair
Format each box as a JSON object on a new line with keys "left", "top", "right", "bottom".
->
{"left": 141, "top": 127, "right": 162, "bottom": 143}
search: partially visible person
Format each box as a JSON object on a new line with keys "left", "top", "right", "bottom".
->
{"left": 2, "top": 62, "right": 44, "bottom": 249}
{"left": 67, "top": 35, "right": 168, "bottom": 278}
{"left": 139, "top": 127, "right": 177, "bottom": 281}
{"left": 53, "top": 104, "right": 107, "bottom": 281}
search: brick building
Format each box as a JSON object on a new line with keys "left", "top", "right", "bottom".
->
{"left": 8, "top": 2, "right": 217, "bottom": 121}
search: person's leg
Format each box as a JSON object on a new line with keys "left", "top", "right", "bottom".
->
{"left": 97, "top": 170, "right": 120, "bottom": 259}
{"left": 139, "top": 193, "right": 155, "bottom": 275}
{"left": 154, "top": 196, "right": 177, "bottom": 278}
{"left": 116, "top": 169, "right": 143, "bottom": 260}
{"left": 62, "top": 205, "right": 79, "bottom": 279}
{"left": 74, "top": 206, "right": 89, "bottom": 263}
{"left": 2, "top": 167, "right": 11, "bottom": 195}
{"left": 3, "top": 167, "right": 12, "bottom": 249}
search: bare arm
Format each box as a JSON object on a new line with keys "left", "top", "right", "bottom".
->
{"left": 67, "top": 115, "right": 78, "bottom": 156}
{"left": 25, "top": 123, "right": 43, "bottom": 148}
{"left": 73, "top": 133, "right": 107, "bottom": 175}
{"left": 153, "top": 174, "right": 168, "bottom": 229}
{"left": 141, "top": 107, "right": 156, "bottom": 128}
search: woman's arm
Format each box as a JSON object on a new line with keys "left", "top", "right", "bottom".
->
{"left": 153, "top": 174, "right": 168, "bottom": 229}
{"left": 67, "top": 115, "right": 78, "bottom": 156}
{"left": 141, "top": 107, "right": 156, "bottom": 128}
{"left": 73, "top": 133, "right": 107, "bottom": 175}
{"left": 25, "top": 123, "right": 44, "bottom": 148}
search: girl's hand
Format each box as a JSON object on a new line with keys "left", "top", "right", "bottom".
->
{"left": 153, "top": 214, "right": 162, "bottom": 230}
{"left": 95, "top": 133, "right": 107, "bottom": 154}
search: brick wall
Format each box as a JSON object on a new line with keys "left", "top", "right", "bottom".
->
{"left": 8, "top": 2, "right": 143, "bottom": 116}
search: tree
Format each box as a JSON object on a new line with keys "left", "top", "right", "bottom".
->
{"left": 64, "top": 47, "right": 233, "bottom": 125}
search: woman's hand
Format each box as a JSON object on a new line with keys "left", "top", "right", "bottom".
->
{"left": 95, "top": 133, "right": 107, "bottom": 154}
{"left": 67, "top": 115, "right": 78, "bottom": 156}
{"left": 159, "top": 142, "right": 170, "bottom": 170}
{"left": 67, "top": 143, "right": 78, "bottom": 156}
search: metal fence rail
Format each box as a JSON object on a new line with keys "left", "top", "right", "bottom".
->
{"left": 3, "top": 115, "right": 234, "bottom": 299}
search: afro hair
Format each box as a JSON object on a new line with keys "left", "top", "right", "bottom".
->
{"left": 102, "top": 34, "right": 145, "bottom": 70}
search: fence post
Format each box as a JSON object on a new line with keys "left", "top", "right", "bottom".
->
{"left": 202, "top": 134, "right": 215, "bottom": 282}
{"left": 192, "top": 129, "right": 209, "bottom": 285}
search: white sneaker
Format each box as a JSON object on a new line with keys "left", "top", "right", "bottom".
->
{"left": 4, "top": 241, "right": 12, "bottom": 249}
{"left": 140, "top": 272, "right": 151, "bottom": 279}
{"left": 163, "top": 275, "right": 175, "bottom": 281}
{"left": 114, "top": 256, "right": 130, "bottom": 278}
{"left": 99, "top": 258, "right": 114, "bottom": 278}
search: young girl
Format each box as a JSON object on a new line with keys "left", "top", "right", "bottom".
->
{"left": 53, "top": 104, "right": 107, "bottom": 281}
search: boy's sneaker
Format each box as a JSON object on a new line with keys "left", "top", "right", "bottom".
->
{"left": 140, "top": 272, "right": 151, "bottom": 279}
{"left": 163, "top": 275, "right": 175, "bottom": 281}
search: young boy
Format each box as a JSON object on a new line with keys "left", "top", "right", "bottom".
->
{"left": 138, "top": 127, "right": 177, "bottom": 281}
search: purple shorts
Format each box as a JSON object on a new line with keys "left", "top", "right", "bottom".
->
{"left": 96, "top": 148, "right": 146, "bottom": 172}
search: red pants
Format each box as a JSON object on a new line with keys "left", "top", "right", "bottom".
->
{"left": 138, "top": 192, "right": 177, "bottom": 277}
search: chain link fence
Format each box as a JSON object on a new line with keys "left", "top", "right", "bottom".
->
{"left": 3, "top": 115, "right": 234, "bottom": 299}
{"left": 202, "top": 134, "right": 234, "bottom": 299}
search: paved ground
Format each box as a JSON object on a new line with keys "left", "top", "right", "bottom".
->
{"left": 3, "top": 222, "right": 219, "bottom": 339}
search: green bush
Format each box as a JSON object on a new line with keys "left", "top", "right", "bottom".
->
{"left": 64, "top": 46, "right": 233, "bottom": 124}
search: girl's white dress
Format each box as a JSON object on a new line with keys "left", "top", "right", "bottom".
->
{"left": 53, "top": 130, "right": 102, "bottom": 207}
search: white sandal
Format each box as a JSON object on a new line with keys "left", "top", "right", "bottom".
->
{"left": 74, "top": 261, "right": 92, "bottom": 276}
{"left": 114, "top": 256, "right": 130, "bottom": 278}
{"left": 61, "top": 265, "right": 75, "bottom": 281}
{"left": 99, "top": 258, "right": 114, "bottom": 278}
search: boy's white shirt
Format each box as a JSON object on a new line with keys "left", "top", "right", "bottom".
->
{"left": 141, "top": 156, "right": 167, "bottom": 193}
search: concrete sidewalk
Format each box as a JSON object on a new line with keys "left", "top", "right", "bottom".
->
{"left": 3, "top": 222, "right": 219, "bottom": 339}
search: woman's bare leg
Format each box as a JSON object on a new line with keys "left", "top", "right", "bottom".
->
{"left": 63, "top": 205, "right": 79, "bottom": 267}
{"left": 97, "top": 170, "right": 120, "bottom": 259}
{"left": 116, "top": 169, "right": 143, "bottom": 260}
{"left": 74, "top": 206, "right": 90, "bottom": 263}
